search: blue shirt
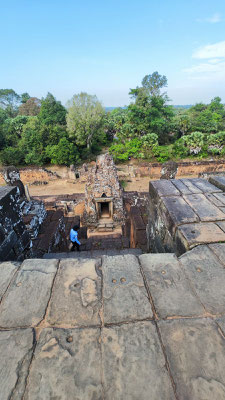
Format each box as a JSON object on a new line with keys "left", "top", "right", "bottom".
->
{"left": 70, "top": 229, "right": 81, "bottom": 245}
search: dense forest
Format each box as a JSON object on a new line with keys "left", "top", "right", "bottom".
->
{"left": 1, "top": 72, "right": 225, "bottom": 166}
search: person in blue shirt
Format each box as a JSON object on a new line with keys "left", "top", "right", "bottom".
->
{"left": 70, "top": 225, "right": 81, "bottom": 251}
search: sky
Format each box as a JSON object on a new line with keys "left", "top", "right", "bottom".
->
{"left": 1, "top": 0, "right": 225, "bottom": 107}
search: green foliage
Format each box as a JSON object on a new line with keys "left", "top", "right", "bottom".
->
{"left": 109, "top": 138, "right": 143, "bottom": 162}
{"left": 141, "top": 72, "right": 168, "bottom": 97}
{"left": 20, "top": 93, "right": 30, "bottom": 104}
{"left": 67, "top": 92, "right": 105, "bottom": 150}
{"left": 176, "top": 132, "right": 205, "bottom": 156}
{"left": 2, "top": 115, "right": 29, "bottom": 147}
{"left": 20, "top": 117, "right": 46, "bottom": 165}
{"left": 39, "top": 93, "right": 66, "bottom": 125}
{"left": 141, "top": 133, "right": 158, "bottom": 149}
{"left": 0, "top": 147, "right": 24, "bottom": 165}
{"left": 172, "top": 140, "right": 189, "bottom": 158}
{"left": 129, "top": 71, "right": 168, "bottom": 100}
{"left": 206, "top": 131, "right": 225, "bottom": 154}
{"left": 127, "top": 73, "right": 174, "bottom": 145}
{"left": 104, "top": 107, "right": 128, "bottom": 141}
{"left": 45, "top": 137, "right": 80, "bottom": 165}
{"left": 0, "top": 82, "right": 225, "bottom": 167}
{"left": 152, "top": 145, "right": 172, "bottom": 163}
{"left": 0, "top": 89, "right": 21, "bottom": 117}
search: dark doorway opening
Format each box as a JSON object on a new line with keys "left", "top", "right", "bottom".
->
{"left": 101, "top": 202, "right": 110, "bottom": 218}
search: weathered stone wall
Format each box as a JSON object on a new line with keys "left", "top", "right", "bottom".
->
{"left": 117, "top": 159, "right": 225, "bottom": 180}
{"left": 0, "top": 187, "right": 30, "bottom": 261}
{"left": 0, "top": 167, "right": 59, "bottom": 186}
{"left": 0, "top": 160, "right": 225, "bottom": 187}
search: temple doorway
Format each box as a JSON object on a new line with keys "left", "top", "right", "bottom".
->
{"left": 100, "top": 202, "right": 110, "bottom": 218}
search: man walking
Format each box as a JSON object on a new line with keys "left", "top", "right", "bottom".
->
{"left": 69, "top": 225, "right": 81, "bottom": 251}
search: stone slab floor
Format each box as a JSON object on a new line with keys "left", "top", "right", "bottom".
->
{"left": 1, "top": 247, "right": 225, "bottom": 399}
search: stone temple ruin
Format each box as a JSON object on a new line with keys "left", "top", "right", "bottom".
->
{"left": 2, "top": 161, "right": 225, "bottom": 399}
{"left": 82, "top": 154, "right": 124, "bottom": 231}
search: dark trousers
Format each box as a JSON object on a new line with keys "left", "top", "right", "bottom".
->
{"left": 71, "top": 241, "right": 80, "bottom": 252}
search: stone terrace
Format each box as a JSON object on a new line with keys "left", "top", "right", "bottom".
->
{"left": 1, "top": 249, "right": 225, "bottom": 399}
{"left": 148, "top": 177, "right": 225, "bottom": 254}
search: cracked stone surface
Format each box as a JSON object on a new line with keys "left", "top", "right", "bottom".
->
{"left": 179, "top": 245, "right": 225, "bottom": 315}
{"left": 102, "top": 321, "right": 176, "bottom": 400}
{"left": 0, "top": 328, "right": 34, "bottom": 400}
{"left": 159, "top": 318, "right": 225, "bottom": 400}
{"left": 139, "top": 253, "right": 204, "bottom": 318}
{"left": 23, "top": 328, "right": 102, "bottom": 400}
{"left": 1, "top": 243, "right": 225, "bottom": 399}
{"left": 0, "top": 259, "right": 58, "bottom": 328}
{"left": 0, "top": 261, "right": 20, "bottom": 300}
{"left": 47, "top": 258, "right": 102, "bottom": 327}
{"left": 102, "top": 254, "right": 153, "bottom": 323}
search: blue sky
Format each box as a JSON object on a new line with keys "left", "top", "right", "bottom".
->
{"left": 1, "top": 0, "right": 225, "bottom": 106}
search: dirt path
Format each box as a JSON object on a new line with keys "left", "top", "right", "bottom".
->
{"left": 28, "top": 174, "right": 198, "bottom": 197}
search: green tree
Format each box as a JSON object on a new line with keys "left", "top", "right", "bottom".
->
{"left": 0, "top": 147, "right": 24, "bottom": 165}
{"left": 0, "top": 89, "right": 20, "bottom": 117}
{"left": 2, "top": 115, "right": 28, "bottom": 147}
{"left": 39, "top": 93, "right": 66, "bottom": 125}
{"left": 0, "top": 109, "right": 8, "bottom": 149}
{"left": 20, "top": 117, "right": 46, "bottom": 165}
{"left": 127, "top": 74, "right": 174, "bottom": 144}
{"left": 20, "top": 92, "right": 30, "bottom": 104}
{"left": 45, "top": 137, "right": 80, "bottom": 165}
{"left": 66, "top": 92, "right": 105, "bottom": 149}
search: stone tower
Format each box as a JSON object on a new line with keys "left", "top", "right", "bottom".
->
{"left": 82, "top": 154, "right": 124, "bottom": 228}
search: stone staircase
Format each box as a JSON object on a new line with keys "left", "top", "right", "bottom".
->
{"left": 97, "top": 221, "right": 114, "bottom": 232}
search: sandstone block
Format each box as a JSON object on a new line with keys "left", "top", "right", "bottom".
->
{"left": 102, "top": 321, "right": 176, "bottom": 400}
{"left": 159, "top": 318, "right": 225, "bottom": 400}
{"left": 139, "top": 253, "right": 204, "bottom": 318}
{"left": 179, "top": 245, "right": 225, "bottom": 314}
{"left": 102, "top": 254, "right": 152, "bottom": 323}
{"left": 47, "top": 258, "right": 102, "bottom": 327}
{"left": 0, "top": 259, "right": 58, "bottom": 327}
{"left": 0, "top": 328, "right": 34, "bottom": 400}
{"left": 0, "top": 261, "right": 20, "bottom": 300}
{"left": 23, "top": 328, "right": 102, "bottom": 400}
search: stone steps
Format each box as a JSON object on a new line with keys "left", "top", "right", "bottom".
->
{"left": 43, "top": 248, "right": 143, "bottom": 259}
{"left": 3, "top": 245, "right": 225, "bottom": 398}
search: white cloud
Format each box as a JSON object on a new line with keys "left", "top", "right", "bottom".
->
{"left": 207, "top": 13, "right": 222, "bottom": 23}
{"left": 184, "top": 61, "right": 225, "bottom": 75}
{"left": 192, "top": 41, "right": 225, "bottom": 59}
{"left": 196, "top": 13, "right": 222, "bottom": 24}
{"left": 184, "top": 41, "right": 225, "bottom": 83}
